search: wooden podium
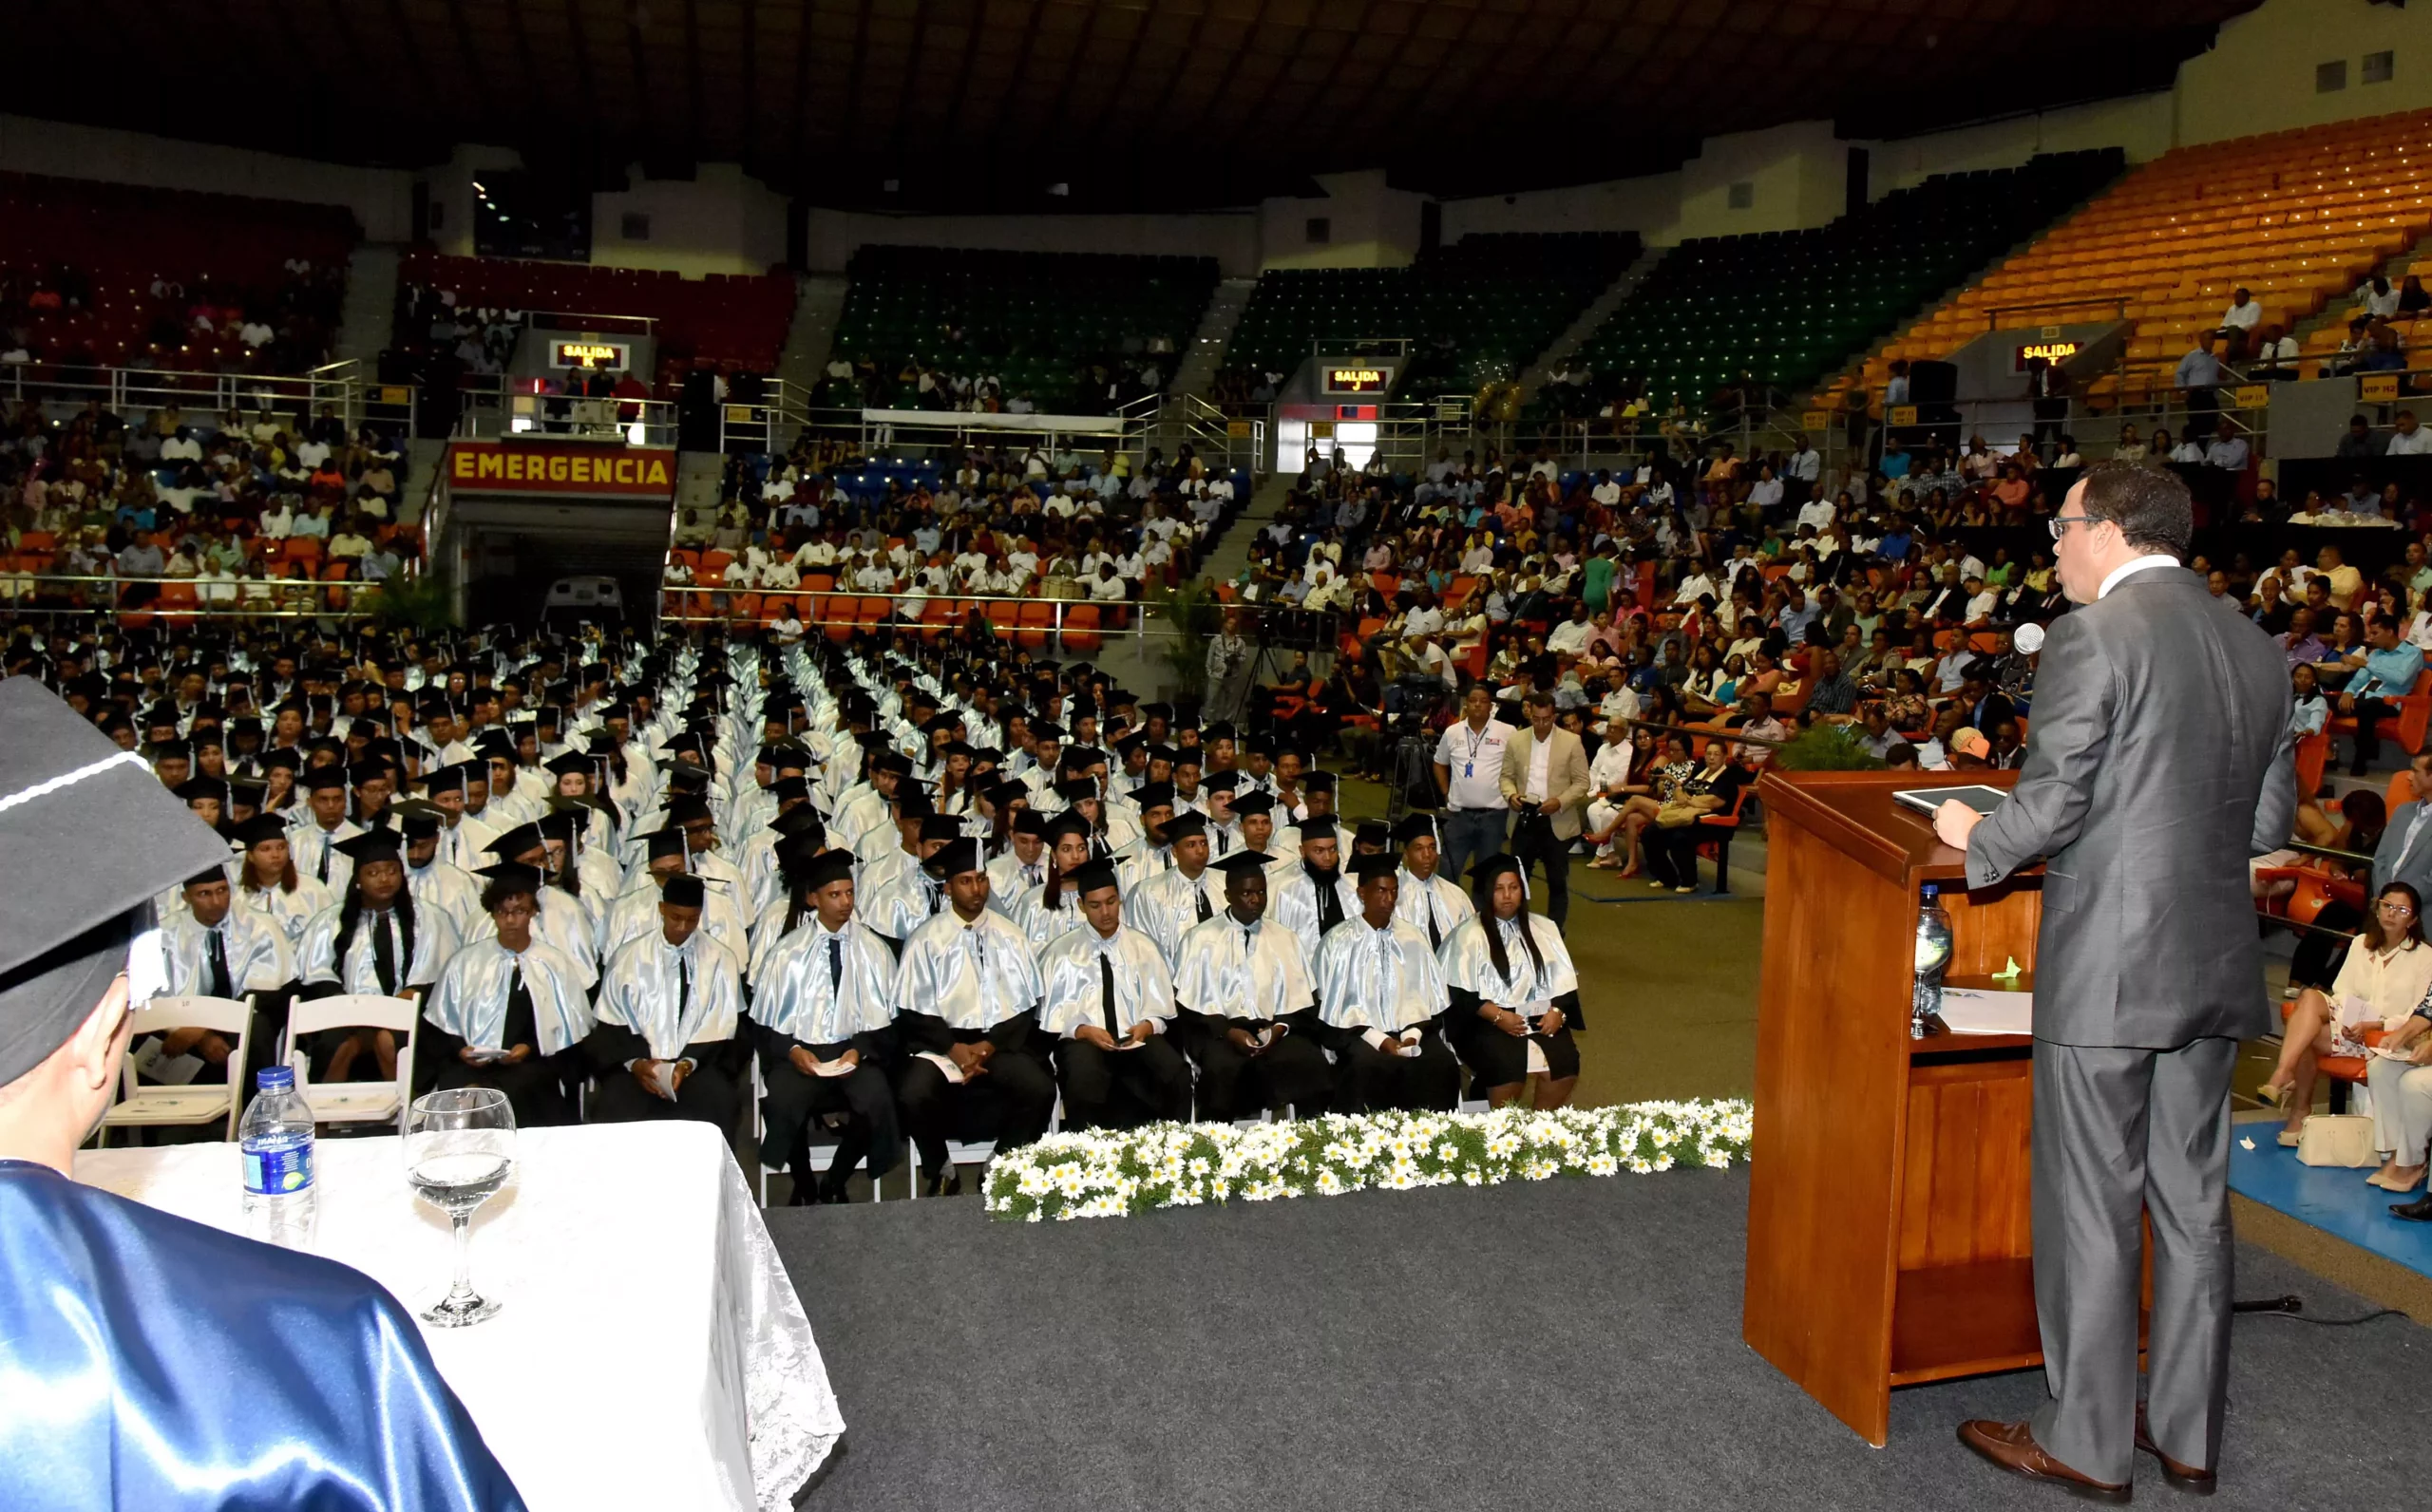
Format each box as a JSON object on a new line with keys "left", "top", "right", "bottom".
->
{"left": 1742, "top": 769, "right": 2045, "bottom": 1446}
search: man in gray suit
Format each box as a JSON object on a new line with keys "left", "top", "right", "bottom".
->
{"left": 1934, "top": 463, "right": 2293, "bottom": 1502}
{"left": 2370, "top": 749, "right": 2432, "bottom": 898}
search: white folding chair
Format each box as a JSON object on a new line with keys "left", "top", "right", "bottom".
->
{"left": 100, "top": 995, "right": 254, "bottom": 1143}
{"left": 905, "top": 1139, "right": 998, "bottom": 1200}
{"left": 750, "top": 1056, "right": 887, "bottom": 1205}
{"left": 284, "top": 993, "right": 419, "bottom": 1132}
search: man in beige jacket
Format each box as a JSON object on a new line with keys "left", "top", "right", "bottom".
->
{"left": 1499, "top": 690, "right": 1590, "bottom": 928}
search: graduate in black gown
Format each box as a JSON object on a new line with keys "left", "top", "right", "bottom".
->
{"left": 888, "top": 838, "right": 1053, "bottom": 1196}
{"left": 752, "top": 849, "right": 904, "bottom": 1203}
{"left": 1169, "top": 851, "right": 1332, "bottom": 1119}
{"left": 416, "top": 862, "right": 595, "bottom": 1126}
{"left": 1439, "top": 854, "right": 1586, "bottom": 1110}
{"left": 1036, "top": 858, "right": 1191, "bottom": 1129}
{"left": 1313, "top": 851, "right": 1462, "bottom": 1113}
{"left": 585, "top": 874, "right": 751, "bottom": 1128}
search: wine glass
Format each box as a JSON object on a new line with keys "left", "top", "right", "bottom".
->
{"left": 404, "top": 1087, "right": 516, "bottom": 1328}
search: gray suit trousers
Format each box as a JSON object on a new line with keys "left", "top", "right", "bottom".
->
{"left": 2030, "top": 1035, "right": 2236, "bottom": 1486}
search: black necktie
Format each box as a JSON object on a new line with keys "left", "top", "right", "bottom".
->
{"left": 1100, "top": 953, "right": 1119, "bottom": 1036}
{"left": 1313, "top": 873, "right": 1344, "bottom": 934}
{"left": 828, "top": 935, "right": 844, "bottom": 993}
{"left": 676, "top": 953, "right": 691, "bottom": 1021}
{"left": 371, "top": 910, "right": 397, "bottom": 994}
{"left": 1216, "top": 829, "right": 1230, "bottom": 855}
{"left": 317, "top": 833, "right": 332, "bottom": 884}
{"left": 928, "top": 882, "right": 944, "bottom": 915}
{"left": 1195, "top": 886, "right": 1212, "bottom": 922}
{"left": 206, "top": 928, "right": 233, "bottom": 999}
{"left": 1426, "top": 894, "right": 1442, "bottom": 950}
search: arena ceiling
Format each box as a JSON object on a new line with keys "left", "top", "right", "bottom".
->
{"left": 18, "top": 0, "right": 2259, "bottom": 211}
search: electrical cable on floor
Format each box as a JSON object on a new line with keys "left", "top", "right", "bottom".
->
{"left": 2231, "top": 1294, "right": 2408, "bottom": 1327}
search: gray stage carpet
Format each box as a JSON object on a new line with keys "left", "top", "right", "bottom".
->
{"left": 768, "top": 1169, "right": 2427, "bottom": 1510}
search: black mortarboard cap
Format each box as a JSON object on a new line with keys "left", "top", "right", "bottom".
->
{"left": 1391, "top": 813, "right": 1439, "bottom": 847}
{"left": 798, "top": 849, "right": 856, "bottom": 891}
{"left": 642, "top": 826, "right": 688, "bottom": 861}
{"left": 1130, "top": 782, "right": 1176, "bottom": 811}
{"left": 1230, "top": 791, "right": 1277, "bottom": 816}
{"left": 1209, "top": 852, "right": 1272, "bottom": 878}
{"left": 919, "top": 815, "right": 962, "bottom": 842}
{"left": 660, "top": 874, "right": 707, "bottom": 910}
{"left": 475, "top": 860, "right": 546, "bottom": 895}
{"left": 1347, "top": 851, "right": 1400, "bottom": 879}
{"left": 484, "top": 822, "right": 548, "bottom": 860}
{"left": 1296, "top": 816, "right": 1339, "bottom": 841}
{"left": 1067, "top": 859, "right": 1121, "bottom": 896}
{"left": 333, "top": 829, "right": 406, "bottom": 864}
{"left": 1163, "top": 811, "right": 1209, "bottom": 841}
{"left": 230, "top": 814, "right": 293, "bottom": 848}
{"left": 925, "top": 837, "right": 985, "bottom": 879}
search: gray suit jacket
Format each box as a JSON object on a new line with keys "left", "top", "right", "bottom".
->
{"left": 2369, "top": 800, "right": 2432, "bottom": 899}
{"left": 1965, "top": 566, "right": 2294, "bottom": 1048}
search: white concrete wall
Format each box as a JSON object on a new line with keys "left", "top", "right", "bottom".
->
{"left": 420, "top": 144, "right": 524, "bottom": 259}
{"left": 2178, "top": 0, "right": 2432, "bottom": 147}
{"left": 1869, "top": 92, "right": 2179, "bottom": 193}
{"left": 0, "top": 113, "right": 414, "bottom": 239}
{"left": 1255, "top": 170, "right": 1427, "bottom": 270}
{"left": 591, "top": 163, "right": 788, "bottom": 277}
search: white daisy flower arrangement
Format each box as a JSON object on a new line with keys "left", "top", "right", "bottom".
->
{"left": 982, "top": 1100, "right": 1755, "bottom": 1222}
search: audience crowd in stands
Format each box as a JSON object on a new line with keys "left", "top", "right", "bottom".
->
{"left": 665, "top": 433, "right": 1244, "bottom": 612}
{"left": 0, "top": 399, "right": 420, "bottom": 613}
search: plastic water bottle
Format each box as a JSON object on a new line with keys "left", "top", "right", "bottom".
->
{"left": 1912, "top": 884, "right": 1954, "bottom": 1039}
{"left": 239, "top": 1066, "right": 317, "bottom": 1249}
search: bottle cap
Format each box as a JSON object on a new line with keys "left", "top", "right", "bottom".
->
{"left": 256, "top": 1066, "right": 295, "bottom": 1091}
{"left": 1921, "top": 883, "right": 1937, "bottom": 899}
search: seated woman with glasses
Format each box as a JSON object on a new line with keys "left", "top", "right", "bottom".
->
{"left": 2257, "top": 880, "right": 2432, "bottom": 1146}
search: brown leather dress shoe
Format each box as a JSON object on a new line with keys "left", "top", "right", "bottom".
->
{"left": 2135, "top": 1410, "right": 2216, "bottom": 1495}
{"left": 1958, "top": 1419, "right": 2132, "bottom": 1503}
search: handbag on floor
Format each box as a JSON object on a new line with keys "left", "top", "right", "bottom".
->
{"left": 2294, "top": 1113, "right": 2377, "bottom": 1168}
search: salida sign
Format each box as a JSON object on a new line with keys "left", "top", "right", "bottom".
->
{"left": 447, "top": 442, "right": 675, "bottom": 498}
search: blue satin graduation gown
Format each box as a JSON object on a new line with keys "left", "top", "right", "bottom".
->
{"left": 0, "top": 1161, "right": 524, "bottom": 1511}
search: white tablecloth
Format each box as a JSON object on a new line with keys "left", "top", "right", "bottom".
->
{"left": 75, "top": 1120, "right": 843, "bottom": 1511}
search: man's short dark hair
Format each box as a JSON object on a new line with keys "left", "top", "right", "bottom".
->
{"left": 2077, "top": 461, "right": 2191, "bottom": 558}
{"left": 1523, "top": 690, "right": 1555, "bottom": 712}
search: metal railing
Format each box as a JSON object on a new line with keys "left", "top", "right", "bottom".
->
{"left": 0, "top": 571, "right": 390, "bottom": 619}
{"left": 653, "top": 585, "right": 1158, "bottom": 646}
{"left": 713, "top": 381, "right": 1169, "bottom": 463}
{"left": 449, "top": 374, "right": 679, "bottom": 447}
{"left": 0, "top": 356, "right": 412, "bottom": 438}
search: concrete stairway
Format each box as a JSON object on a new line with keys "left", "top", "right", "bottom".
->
{"left": 1514, "top": 246, "right": 1661, "bottom": 400}
{"left": 776, "top": 274, "right": 850, "bottom": 397}
{"left": 1168, "top": 277, "right": 1259, "bottom": 398}
{"left": 1197, "top": 470, "right": 1296, "bottom": 585}
{"left": 333, "top": 243, "right": 403, "bottom": 365}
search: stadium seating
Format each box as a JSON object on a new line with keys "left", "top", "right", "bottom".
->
{"left": 0, "top": 171, "right": 357, "bottom": 373}
{"left": 394, "top": 251, "right": 795, "bottom": 390}
{"left": 1563, "top": 152, "right": 2122, "bottom": 412}
{"left": 1845, "top": 107, "right": 2432, "bottom": 406}
{"left": 823, "top": 246, "right": 1219, "bottom": 410}
{"left": 1223, "top": 232, "right": 1639, "bottom": 393}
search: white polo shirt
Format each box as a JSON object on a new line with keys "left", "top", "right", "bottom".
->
{"left": 1434, "top": 717, "right": 1514, "bottom": 811}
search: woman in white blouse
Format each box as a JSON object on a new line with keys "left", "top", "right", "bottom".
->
{"left": 2256, "top": 881, "right": 2432, "bottom": 1147}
